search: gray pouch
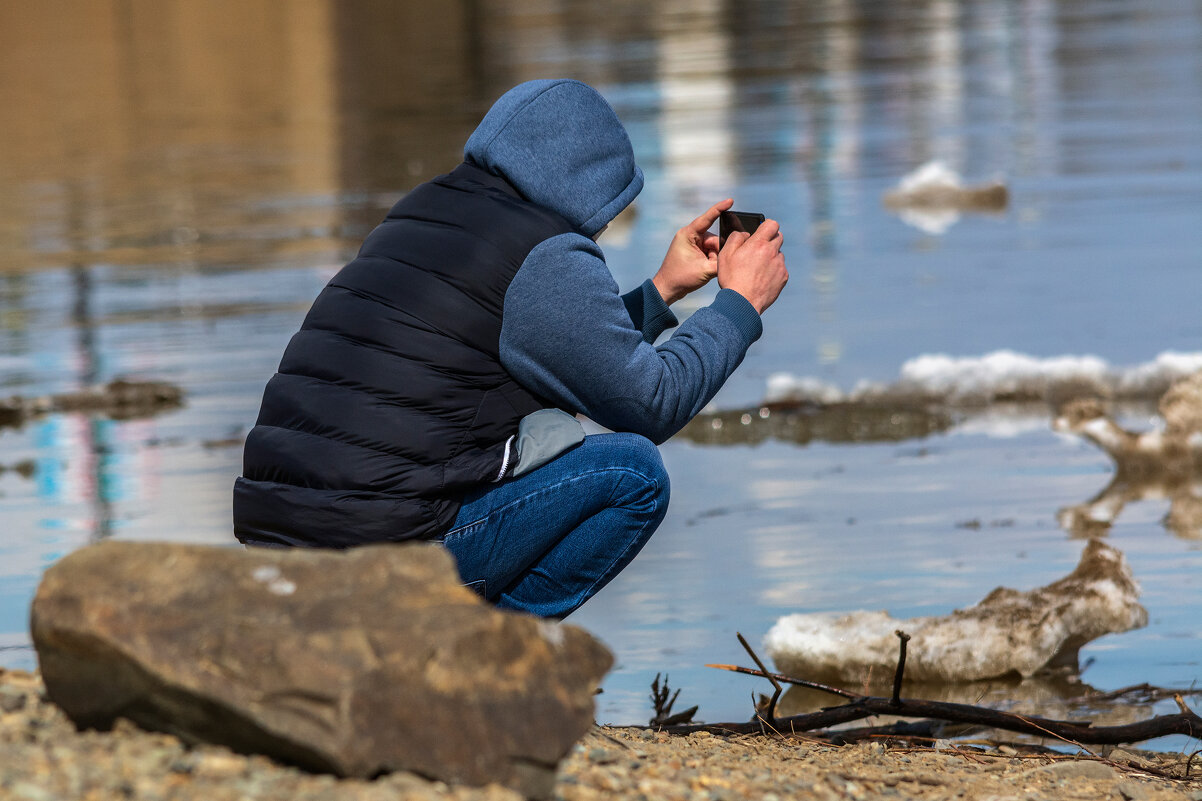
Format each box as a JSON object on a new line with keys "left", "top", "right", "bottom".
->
{"left": 512, "top": 408, "right": 586, "bottom": 477}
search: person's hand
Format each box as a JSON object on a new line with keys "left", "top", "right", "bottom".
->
{"left": 717, "top": 218, "right": 788, "bottom": 314}
{"left": 651, "top": 199, "right": 733, "bottom": 305}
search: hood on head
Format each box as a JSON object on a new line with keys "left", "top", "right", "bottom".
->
{"left": 464, "top": 79, "right": 643, "bottom": 237}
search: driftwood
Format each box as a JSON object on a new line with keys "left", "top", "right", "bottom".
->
{"left": 650, "top": 632, "right": 1202, "bottom": 748}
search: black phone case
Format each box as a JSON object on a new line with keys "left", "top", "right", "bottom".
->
{"left": 719, "top": 211, "right": 766, "bottom": 246}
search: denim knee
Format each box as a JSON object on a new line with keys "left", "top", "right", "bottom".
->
{"left": 605, "top": 432, "right": 670, "bottom": 509}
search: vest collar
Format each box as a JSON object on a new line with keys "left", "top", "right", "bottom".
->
{"left": 452, "top": 160, "right": 524, "bottom": 199}
{"left": 450, "top": 160, "right": 583, "bottom": 235}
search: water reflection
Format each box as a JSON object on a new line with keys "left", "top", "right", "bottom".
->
{"left": 0, "top": 1, "right": 502, "bottom": 272}
{"left": 1059, "top": 477, "right": 1202, "bottom": 541}
{"left": 0, "top": 0, "right": 1199, "bottom": 730}
{"left": 1054, "top": 388, "right": 1202, "bottom": 540}
{"left": 684, "top": 392, "right": 1202, "bottom": 540}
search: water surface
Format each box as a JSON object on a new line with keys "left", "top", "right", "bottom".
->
{"left": 1, "top": 1, "right": 1199, "bottom": 744}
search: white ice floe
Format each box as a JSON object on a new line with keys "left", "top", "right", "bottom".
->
{"left": 895, "top": 161, "right": 964, "bottom": 193}
{"left": 882, "top": 161, "right": 1009, "bottom": 234}
{"left": 765, "top": 350, "right": 1202, "bottom": 409}
{"left": 764, "top": 540, "right": 1146, "bottom": 683}
{"left": 897, "top": 351, "right": 1109, "bottom": 401}
{"left": 765, "top": 373, "right": 844, "bottom": 405}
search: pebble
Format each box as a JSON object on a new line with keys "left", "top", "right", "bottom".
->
{"left": 9, "top": 782, "right": 54, "bottom": 801}
{"left": 0, "top": 686, "right": 27, "bottom": 713}
{"left": 196, "top": 751, "right": 251, "bottom": 778}
{"left": 1117, "top": 780, "right": 1156, "bottom": 801}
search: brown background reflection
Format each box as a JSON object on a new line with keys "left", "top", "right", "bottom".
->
{"left": 0, "top": 1, "right": 515, "bottom": 271}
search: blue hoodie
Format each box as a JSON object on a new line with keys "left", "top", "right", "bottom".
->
{"left": 466, "top": 79, "right": 763, "bottom": 444}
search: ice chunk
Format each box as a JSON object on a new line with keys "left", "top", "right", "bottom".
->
{"left": 882, "top": 160, "right": 1008, "bottom": 234}
{"left": 765, "top": 373, "right": 844, "bottom": 404}
{"left": 764, "top": 350, "right": 1202, "bottom": 410}
{"left": 764, "top": 540, "right": 1146, "bottom": 683}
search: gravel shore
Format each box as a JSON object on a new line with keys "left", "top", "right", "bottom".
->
{"left": 3, "top": 669, "right": 1199, "bottom": 800}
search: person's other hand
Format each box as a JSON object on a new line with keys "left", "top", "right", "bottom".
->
{"left": 717, "top": 218, "right": 788, "bottom": 314}
{"left": 651, "top": 199, "right": 733, "bottom": 305}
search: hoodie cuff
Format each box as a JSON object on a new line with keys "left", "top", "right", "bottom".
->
{"left": 710, "top": 288, "right": 764, "bottom": 345}
{"left": 621, "top": 279, "right": 679, "bottom": 344}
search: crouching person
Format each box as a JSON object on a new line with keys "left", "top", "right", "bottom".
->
{"left": 233, "top": 79, "right": 787, "bottom": 618}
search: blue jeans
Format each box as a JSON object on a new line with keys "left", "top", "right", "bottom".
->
{"left": 440, "top": 432, "right": 669, "bottom": 619}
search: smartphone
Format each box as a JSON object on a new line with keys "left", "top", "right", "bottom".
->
{"left": 719, "top": 210, "right": 766, "bottom": 247}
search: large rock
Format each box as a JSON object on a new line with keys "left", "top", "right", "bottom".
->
{"left": 30, "top": 541, "right": 612, "bottom": 798}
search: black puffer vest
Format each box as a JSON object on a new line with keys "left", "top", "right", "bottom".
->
{"left": 233, "top": 163, "right": 576, "bottom": 547}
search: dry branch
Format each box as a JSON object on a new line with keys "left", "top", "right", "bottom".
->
{"left": 649, "top": 673, "right": 697, "bottom": 727}
{"left": 660, "top": 637, "right": 1202, "bottom": 747}
{"left": 704, "top": 664, "right": 859, "bottom": 700}
{"left": 891, "top": 630, "right": 910, "bottom": 707}
{"left": 659, "top": 675, "right": 1202, "bottom": 744}
{"left": 737, "top": 632, "right": 781, "bottom": 730}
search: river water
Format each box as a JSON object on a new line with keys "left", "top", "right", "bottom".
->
{"left": 1, "top": 1, "right": 1199, "bottom": 745}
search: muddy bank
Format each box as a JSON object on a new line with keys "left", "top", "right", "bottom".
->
{"left": 2, "top": 670, "right": 1198, "bottom": 801}
{"left": 0, "top": 378, "right": 183, "bottom": 430}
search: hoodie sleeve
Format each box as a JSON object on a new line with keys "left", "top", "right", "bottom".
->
{"left": 621, "top": 279, "right": 679, "bottom": 344}
{"left": 500, "top": 233, "right": 763, "bottom": 444}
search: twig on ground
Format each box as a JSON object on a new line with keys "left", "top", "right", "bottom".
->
{"left": 594, "top": 726, "right": 641, "bottom": 753}
{"left": 891, "top": 630, "right": 910, "bottom": 707}
{"left": 1012, "top": 712, "right": 1103, "bottom": 761}
{"left": 737, "top": 632, "right": 781, "bottom": 731}
{"left": 704, "top": 664, "right": 860, "bottom": 700}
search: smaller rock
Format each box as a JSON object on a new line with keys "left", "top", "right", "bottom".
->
{"left": 1022, "top": 759, "right": 1117, "bottom": 781}
{"left": 1107, "top": 748, "right": 1152, "bottom": 768}
{"left": 586, "top": 748, "right": 619, "bottom": 765}
{"left": 0, "top": 686, "right": 28, "bottom": 713}
{"left": 1116, "top": 780, "right": 1156, "bottom": 801}
{"left": 195, "top": 751, "right": 250, "bottom": 778}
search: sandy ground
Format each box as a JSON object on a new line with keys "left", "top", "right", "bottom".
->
{"left": 2, "top": 669, "right": 1199, "bottom": 800}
